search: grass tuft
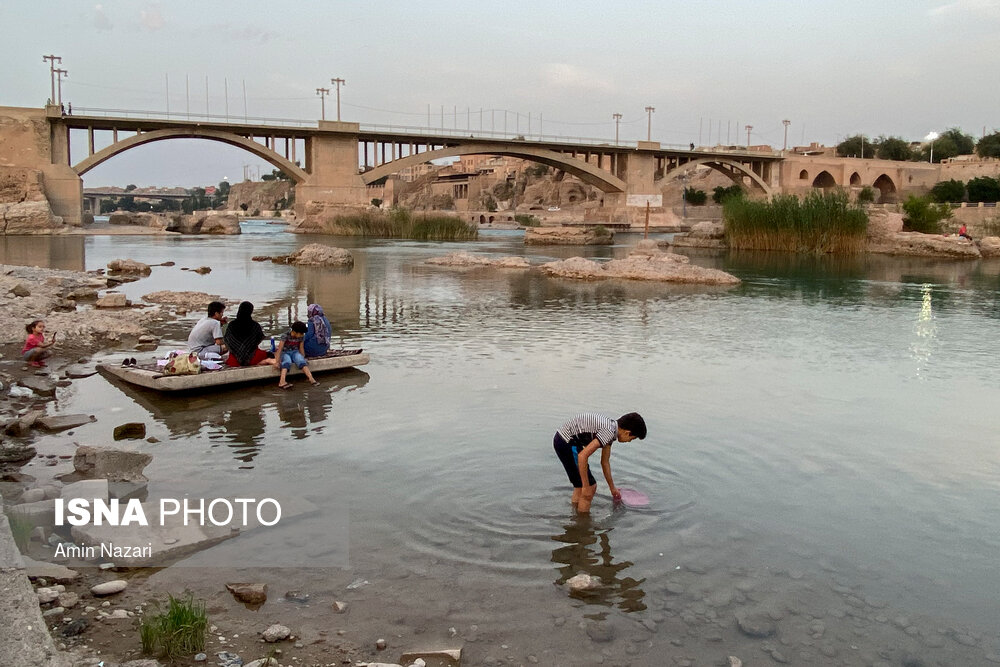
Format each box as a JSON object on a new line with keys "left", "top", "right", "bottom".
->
{"left": 7, "top": 511, "right": 33, "bottom": 552}
{"left": 328, "top": 209, "right": 477, "bottom": 241}
{"left": 723, "top": 189, "right": 869, "bottom": 254}
{"left": 139, "top": 594, "right": 208, "bottom": 659}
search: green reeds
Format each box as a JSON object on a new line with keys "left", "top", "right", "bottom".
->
{"left": 7, "top": 511, "right": 33, "bottom": 552}
{"left": 139, "top": 594, "right": 208, "bottom": 659}
{"left": 723, "top": 190, "right": 869, "bottom": 253}
{"left": 329, "top": 209, "right": 477, "bottom": 241}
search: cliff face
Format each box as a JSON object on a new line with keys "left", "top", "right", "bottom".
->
{"left": 0, "top": 167, "right": 64, "bottom": 234}
{"left": 227, "top": 180, "right": 294, "bottom": 214}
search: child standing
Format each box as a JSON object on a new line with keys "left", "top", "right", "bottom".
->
{"left": 22, "top": 320, "right": 57, "bottom": 367}
{"left": 553, "top": 412, "right": 646, "bottom": 513}
{"left": 274, "top": 321, "right": 319, "bottom": 389}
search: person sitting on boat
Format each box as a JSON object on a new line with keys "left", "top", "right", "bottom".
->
{"left": 275, "top": 321, "right": 319, "bottom": 389}
{"left": 223, "top": 301, "right": 277, "bottom": 367}
{"left": 304, "top": 303, "right": 331, "bottom": 357}
{"left": 188, "top": 301, "right": 228, "bottom": 360}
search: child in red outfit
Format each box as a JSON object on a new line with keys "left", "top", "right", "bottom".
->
{"left": 22, "top": 320, "right": 56, "bottom": 367}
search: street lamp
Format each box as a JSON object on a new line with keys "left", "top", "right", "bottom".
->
{"left": 745, "top": 124, "right": 753, "bottom": 147}
{"left": 782, "top": 119, "right": 791, "bottom": 152}
{"left": 925, "top": 131, "right": 939, "bottom": 164}
{"left": 316, "top": 87, "right": 329, "bottom": 120}
{"left": 330, "top": 77, "right": 345, "bottom": 121}
{"left": 645, "top": 106, "right": 655, "bottom": 141}
{"left": 613, "top": 112, "right": 622, "bottom": 145}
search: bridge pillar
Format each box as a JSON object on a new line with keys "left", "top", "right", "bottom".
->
{"left": 295, "top": 121, "right": 368, "bottom": 220}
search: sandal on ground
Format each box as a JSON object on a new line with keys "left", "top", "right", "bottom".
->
{"left": 310, "top": 381, "right": 320, "bottom": 386}
{"left": 278, "top": 383, "right": 293, "bottom": 390}
{"left": 121, "top": 358, "right": 131, "bottom": 368}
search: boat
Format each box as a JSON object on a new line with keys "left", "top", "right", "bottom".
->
{"left": 97, "top": 349, "right": 369, "bottom": 392}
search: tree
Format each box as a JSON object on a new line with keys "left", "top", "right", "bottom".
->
{"left": 683, "top": 188, "right": 707, "bottom": 205}
{"left": 836, "top": 135, "right": 870, "bottom": 158}
{"left": 929, "top": 179, "right": 965, "bottom": 203}
{"left": 976, "top": 131, "right": 1000, "bottom": 158}
{"left": 370, "top": 198, "right": 383, "bottom": 208}
{"left": 966, "top": 176, "right": 1000, "bottom": 203}
{"left": 125, "top": 184, "right": 138, "bottom": 192}
{"left": 918, "top": 127, "right": 975, "bottom": 163}
{"left": 857, "top": 186, "right": 876, "bottom": 204}
{"left": 712, "top": 185, "right": 743, "bottom": 204}
{"left": 874, "top": 136, "right": 914, "bottom": 161}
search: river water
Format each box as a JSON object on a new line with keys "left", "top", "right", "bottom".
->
{"left": 5, "top": 221, "right": 1000, "bottom": 665}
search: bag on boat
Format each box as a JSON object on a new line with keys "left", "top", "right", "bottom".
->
{"left": 164, "top": 352, "right": 201, "bottom": 375}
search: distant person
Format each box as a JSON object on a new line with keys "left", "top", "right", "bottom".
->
{"left": 223, "top": 301, "right": 276, "bottom": 367}
{"left": 274, "top": 321, "right": 319, "bottom": 389}
{"left": 67, "top": 102, "right": 72, "bottom": 115}
{"left": 22, "top": 319, "right": 56, "bottom": 368}
{"left": 188, "top": 301, "right": 227, "bottom": 360}
{"left": 959, "top": 223, "right": 973, "bottom": 241}
{"left": 304, "top": 303, "right": 331, "bottom": 357}
{"left": 552, "top": 412, "right": 647, "bottom": 513}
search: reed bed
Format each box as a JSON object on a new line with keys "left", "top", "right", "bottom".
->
{"left": 724, "top": 190, "right": 868, "bottom": 253}
{"left": 330, "top": 210, "right": 477, "bottom": 241}
{"left": 140, "top": 594, "right": 208, "bottom": 659}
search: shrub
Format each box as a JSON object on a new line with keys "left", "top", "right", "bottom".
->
{"left": 857, "top": 186, "right": 877, "bottom": 204}
{"left": 514, "top": 214, "right": 540, "bottom": 227}
{"left": 929, "top": 179, "right": 965, "bottom": 203}
{"left": 966, "top": 176, "right": 1000, "bottom": 203}
{"left": 139, "top": 594, "right": 207, "bottom": 660}
{"left": 723, "top": 189, "right": 868, "bottom": 253}
{"left": 712, "top": 185, "right": 743, "bottom": 204}
{"left": 902, "top": 195, "right": 952, "bottom": 234}
{"left": 684, "top": 188, "right": 707, "bottom": 205}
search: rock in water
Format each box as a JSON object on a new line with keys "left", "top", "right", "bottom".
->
{"left": 735, "top": 610, "right": 777, "bottom": 638}
{"left": 91, "top": 580, "right": 128, "bottom": 596}
{"left": 113, "top": 422, "right": 147, "bottom": 440}
{"left": 226, "top": 582, "right": 268, "bottom": 606}
{"left": 566, "top": 573, "right": 596, "bottom": 591}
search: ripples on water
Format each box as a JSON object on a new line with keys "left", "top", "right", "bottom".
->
{"left": 6, "top": 226, "right": 1000, "bottom": 654}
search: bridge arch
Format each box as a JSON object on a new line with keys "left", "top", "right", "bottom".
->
{"left": 873, "top": 174, "right": 897, "bottom": 202}
{"left": 72, "top": 128, "right": 308, "bottom": 183}
{"left": 661, "top": 157, "right": 772, "bottom": 196}
{"left": 360, "top": 143, "right": 627, "bottom": 193}
{"left": 812, "top": 171, "right": 837, "bottom": 188}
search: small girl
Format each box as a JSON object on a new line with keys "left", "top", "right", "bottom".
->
{"left": 22, "top": 320, "right": 56, "bottom": 368}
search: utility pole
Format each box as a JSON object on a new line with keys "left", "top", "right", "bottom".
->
{"left": 55, "top": 68, "right": 68, "bottom": 106}
{"left": 330, "top": 77, "right": 345, "bottom": 121}
{"left": 782, "top": 119, "right": 791, "bottom": 152}
{"left": 224, "top": 77, "right": 229, "bottom": 121}
{"left": 42, "top": 54, "right": 61, "bottom": 104}
{"left": 645, "top": 106, "right": 655, "bottom": 141}
{"left": 316, "top": 87, "right": 329, "bottom": 120}
{"left": 242, "top": 79, "right": 248, "bottom": 122}
{"left": 186, "top": 74, "right": 190, "bottom": 119}
{"left": 745, "top": 124, "right": 753, "bottom": 147}
{"left": 613, "top": 113, "right": 622, "bottom": 145}
{"left": 165, "top": 73, "right": 170, "bottom": 114}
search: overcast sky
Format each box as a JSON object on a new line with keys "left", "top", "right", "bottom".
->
{"left": 3, "top": 0, "right": 999, "bottom": 187}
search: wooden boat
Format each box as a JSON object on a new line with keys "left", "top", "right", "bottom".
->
{"left": 97, "top": 349, "right": 369, "bottom": 392}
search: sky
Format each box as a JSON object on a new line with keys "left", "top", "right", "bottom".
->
{"left": 3, "top": 0, "right": 999, "bottom": 187}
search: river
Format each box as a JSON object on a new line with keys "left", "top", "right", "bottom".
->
{"left": 5, "top": 220, "right": 1000, "bottom": 665}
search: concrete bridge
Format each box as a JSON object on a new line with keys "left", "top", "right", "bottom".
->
{"left": 1, "top": 105, "right": 784, "bottom": 225}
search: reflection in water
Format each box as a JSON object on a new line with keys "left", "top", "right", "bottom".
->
{"left": 551, "top": 513, "right": 646, "bottom": 612}
{"left": 0, "top": 235, "right": 86, "bottom": 271}
{"left": 910, "top": 283, "right": 937, "bottom": 377}
{"left": 104, "top": 370, "right": 369, "bottom": 466}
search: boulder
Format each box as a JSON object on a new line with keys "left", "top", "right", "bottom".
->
{"left": 17, "top": 377, "right": 57, "bottom": 398}
{"left": 541, "top": 253, "right": 740, "bottom": 285}
{"left": 107, "top": 259, "right": 152, "bottom": 275}
{"left": 226, "top": 583, "right": 267, "bottom": 606}
{"left": 283, "top": 243, "right": 355, "bottom": 267}
{"left": 9, "top": 282, "right": 31, "bottom": 297}
{"left": 168, "top": 212, "right": 241, "bottom": 235}
{"left": 262, "top": 623, "right": 291, "bottom": 642}
{"left": 979, "top": 236, "right": 1000, "bottom": 258}
{"left": 73, "top": 445, "right": 152, "bottom": 483}
{"left": 566, "top": 573, "right": 596, "bottom": 591}
{"left": 735, "top": 610, "right": 778, "bottom": 638}
{"left": 60, "top": 479, "right": 110, "bottom": 502}
{"left": 36, "top": 414, "right": 95, "bottom": 432}
{"left": 867, "top": 231, "right": 982, "bottom": 258}
{"left": 866, "top": 208, "right": 905, "bottom": 238}
{"left": 90, "top": 580, "right": 128, "bottom": 596}
{"left": 426, "top": 252, "right": 530, "bottom": 268}
{"left": 23, "top": 557, "right": 80, "bottom": 583}
{"left": 192, "top": 266, "right": 212, "bottom": 275}
{"left": 0, "top": 444, "right": 36, "bottom": 464}
{"left": 0, "top": 200, "right": 64, "bottom": 234}
{"left": 96, "top": 293, "right": 129, "bottom": 308}
{"left": 113, "top": 422, "right": 147, "bottom": 440}
{"left": 524, "top": 226, "right": 613, "bottom": 245}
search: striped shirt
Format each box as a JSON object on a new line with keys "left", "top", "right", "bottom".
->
{"left": 558, "top": 413, "right": 619, "bottom": 449}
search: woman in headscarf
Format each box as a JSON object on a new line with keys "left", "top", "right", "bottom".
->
{"left": 223, "top": 301, "right": 276, "bottom": 367}
{"left": 304, "top": 303, "right": 331, "bottom": 357}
